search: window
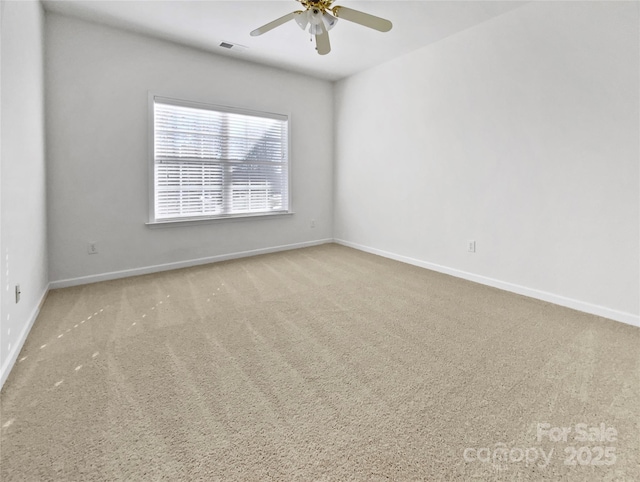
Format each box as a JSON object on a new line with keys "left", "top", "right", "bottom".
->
{"left": 150, "top": 96, "right": 290, "bottom": 223}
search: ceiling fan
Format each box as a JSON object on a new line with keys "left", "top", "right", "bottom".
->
{"left": 250, "top": 0, "right": 392, "bottom": 55}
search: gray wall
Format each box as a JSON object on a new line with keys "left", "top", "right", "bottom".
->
{"left": 0, "top": 0, "right": 49, "bottom": 385}
{"left": 334, "top": 1, "right": 639, "bottom": 325}
{"left": 45, "top": 13, "right": 334, "bottom": 285}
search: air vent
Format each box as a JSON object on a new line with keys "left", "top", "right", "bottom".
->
{"left": 219, "top": 41, "right": 248, "bottom": 53}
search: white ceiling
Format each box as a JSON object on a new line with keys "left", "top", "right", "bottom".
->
{"left": 42, "top": 0, "right": 527, "bottom": 81}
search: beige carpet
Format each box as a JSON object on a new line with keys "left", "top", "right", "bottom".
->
{"left": 1, "top": 244, "right": 638, "bottom": 480}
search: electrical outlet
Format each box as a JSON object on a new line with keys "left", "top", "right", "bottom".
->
{"left": 15, "top": 284, "right": 21, "bottom": 303}
{"left": 310, "top": 219, "right": 316, "bottom": 228}
{"left": 467, "top": 240, "right": 476, "bottom": 253}
{"left": 88, "top": 242, "right": 98, "bottom": 255}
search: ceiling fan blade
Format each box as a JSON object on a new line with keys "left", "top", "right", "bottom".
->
{"left": 331, "top": 6, "right": 392, "bottom": 32}
{"left": 315, "top": 22, "right": 331, "bottom": 55}
{"left": 250, "top": 11, "right": 301, "bottom": 36}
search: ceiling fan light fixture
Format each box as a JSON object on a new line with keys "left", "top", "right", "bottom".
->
{"left": 322, "top": 12, "right": 338, "bottom": 31}
{"left": 295, "top": 8, "right": 336, "bottom": 35}
{"left": 250, "top": 0, "right": 392, "bottom": 55}
{"left": 309, "top": 13, "right": 324, "bottom": 35}
{"left": 309, "top": 8, "right": 323, "bottom": 25}
{"left": 309, "top": 24, "right": 323, "bottom": 35}
{"left": 294, "top": 10, "right": 309, "bottom": 31}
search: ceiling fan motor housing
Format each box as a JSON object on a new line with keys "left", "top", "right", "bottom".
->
{"left": 299, "top": 0, "right": 334, "bottom": 11}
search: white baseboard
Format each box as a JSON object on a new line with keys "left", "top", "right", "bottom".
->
{"left": 335, "top": 239, "right": 639, "bottom": 328}
{"left": 0, "top": 284, "right": 50, "bottom": 390}
{"left": 50, "top": 239, "right": 334, "bottom": 289}
{"left": 37, "top": 236, "right": 640, "bottom": 330}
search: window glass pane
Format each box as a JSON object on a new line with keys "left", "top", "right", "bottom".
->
{"left": 153, "top": 98, "right": 289, "bottom": 221}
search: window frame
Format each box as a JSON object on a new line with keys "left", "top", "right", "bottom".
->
{"left": 147, "top": 93, "right": 293, "bottom": 227}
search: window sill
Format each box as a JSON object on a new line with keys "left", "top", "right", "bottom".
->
{"left": 146, "top": 211, "right": 294, "bottom": 229}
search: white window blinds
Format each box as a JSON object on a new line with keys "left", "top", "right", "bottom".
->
{"left": 152, "top": 97, "right": 289, "bottom": 221}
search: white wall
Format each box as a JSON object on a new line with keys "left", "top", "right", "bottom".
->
{"left": 334, "top": 1, "right": 639, "bottom": 325}
{"left": 0, "top": 0, "right": 49, "bottom": 386}
{"left": 46, "top": 13, "right": 334, "bottom": 285}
